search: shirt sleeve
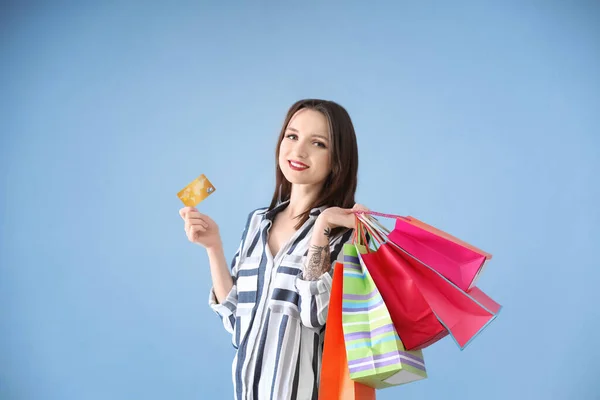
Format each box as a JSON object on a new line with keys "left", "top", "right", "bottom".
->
{"left": 208, "top": 249, "right": 241, "bottom": 337}
{"left": 208, "top": 210, "right": 255, "bottom": 338}
{"left": 294, "top": 228, "right": 354, "bottom": 329}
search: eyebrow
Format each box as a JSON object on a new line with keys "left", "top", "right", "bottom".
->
{"left": 286, "top": 127, "right": 329, "bottom": 141}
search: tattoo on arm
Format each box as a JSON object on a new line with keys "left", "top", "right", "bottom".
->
{"left": 323, "top": 226, "right": 331, "bottom": 238}
{"left": 304, "top": 244, "right": 331, "bottom": 281}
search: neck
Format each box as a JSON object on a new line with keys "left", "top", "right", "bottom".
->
{"left": 284, "top": 183, "right": 323, "bottom": 219}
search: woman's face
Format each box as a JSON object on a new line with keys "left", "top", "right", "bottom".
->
{"left": 278, "top": 108, "right": 332, "bottom": 188}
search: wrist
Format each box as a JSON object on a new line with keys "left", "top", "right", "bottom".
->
{"left": 314, "top": 216, "right": 335, "bottom": 243}
{"left": 315, "top": 214, "right": 333, "bottom": 230}
{"left": 205, "top": 239, "right": 224, "bottom": 254}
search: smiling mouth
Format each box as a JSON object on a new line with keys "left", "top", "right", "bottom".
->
{"left": 288, "top": 160, "right": 309, "bottom": 171}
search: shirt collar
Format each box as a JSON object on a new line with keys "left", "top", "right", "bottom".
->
{"left": 261, "top": 200, "right": 329, "bottom": 222}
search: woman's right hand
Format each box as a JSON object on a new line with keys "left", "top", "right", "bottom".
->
{"left": 179, "top": 207, "right": 222, "bottom": 250}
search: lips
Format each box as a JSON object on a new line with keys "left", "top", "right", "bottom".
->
{"left": 288, "top": 160, "right": 309, "bottom": 171}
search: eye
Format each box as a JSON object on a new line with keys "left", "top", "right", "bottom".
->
{"left": 313, "top": 141, "right": 327, "bottom": 148}
{"left": 285, "top": 134, "right": 298, "bottom": 140}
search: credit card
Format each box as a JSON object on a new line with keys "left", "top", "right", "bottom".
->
{"left": 177, "top": 174, "right": 216, "bottom": 206}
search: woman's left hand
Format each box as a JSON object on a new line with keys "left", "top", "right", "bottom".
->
{"left": 317, "top": 203, "right": 370, "bottom": 230}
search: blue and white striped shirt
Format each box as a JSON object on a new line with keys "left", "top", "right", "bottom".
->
{"left": 209, "top": 201, "right": 353, "bottom": 400}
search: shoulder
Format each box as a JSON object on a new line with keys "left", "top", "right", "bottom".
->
{"left": 236, "top": 206, "right": 268, "bottom": 243}
{"left": 241, "top": 206, "right": 269, "bottom": 231}
{"left": 246, "top": 206, "right": 268, "bottom": 223}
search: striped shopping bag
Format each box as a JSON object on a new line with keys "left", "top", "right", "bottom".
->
{"left": 318, "top": 261, "right": 375, "bottom": 400}
{"left": 341, "top": 243, "right": 427, "bottom": 389}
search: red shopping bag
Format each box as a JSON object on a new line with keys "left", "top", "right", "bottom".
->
{"left": 358, "top": 244, "right": 448, "bottom": 351}
{"left": 364, "top": 212, "right": 492, "bottom": 291}
{"left": 357, "top": 216, "right": 501, "bottom": 350}
{"left": 385, "top": 242, "right": 499, "bottom": 349}
{"left": 353, "top": 221, "right": 448, "bottom": 351}
{"left": 319, "top": 262, "right": 376, "bottom": 400}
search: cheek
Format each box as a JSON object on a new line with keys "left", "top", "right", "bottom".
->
{"left": 278, "top": 142, "right": 289, "bottom": 165}
{"left": 317, "top": 152, "right": 332, "bottom": 174}
{"left": 279, "top": 140, "right": 290, "bottom": 155}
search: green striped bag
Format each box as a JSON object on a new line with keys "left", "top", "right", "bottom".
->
{"left": 341, "top": 243, "right": 428, "bottom": 389}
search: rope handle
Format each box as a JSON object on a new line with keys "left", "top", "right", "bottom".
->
{"left": 352, "top": 215, "right": 387, "bottom": 253}
{"left": 356, "top": 214, "right": 388, "bottom": 244}
{"left": 352, "top": 210, "right": 410, "bottom": 221}
{"left": 359, "top": 216, "right": 386, "bottom": 244}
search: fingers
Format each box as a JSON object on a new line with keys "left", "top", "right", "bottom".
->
{"left": 187, "top": 210, "right": 207, "bottom": 221}
{"left": 188, "top": 223, "right": 207, "bottom": 235}
{"left": 185, "top": 219, "right": 209, "bottom": 232}
{"left": 179, "top": 207, "right": 209, "bottom": 226}
{"left": 181, "top": 207, "right": 209, "bottom": 241}
{"left": 351, "top": 203, "right": 370, "bottom": 213}
{"left": 179, "top": 206, "right": 197, "bottom": 219}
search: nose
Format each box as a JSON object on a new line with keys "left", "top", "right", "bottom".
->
{"left": 293, "top": 140, "right": 309, "bottom": 159}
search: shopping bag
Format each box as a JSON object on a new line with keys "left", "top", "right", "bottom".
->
{"left": 363, "top": 212, "right": 491, "bottom": 291}
{"left": 357, "top": 214, "right": 501, "bottom": 350}
{"left": 355, "top": 241, "right": 448, "bottom": 351}
{"left": 319, "top": 261, "right": 376, "bottom": 400}
{"left": 341, "top": 244, "right": 427, "bottom": 388}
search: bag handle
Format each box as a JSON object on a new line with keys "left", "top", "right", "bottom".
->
{"left": 352, "top": 215, "right": 371, "bottom": 252}
{"left": 356, "top": 214, "right": 389, "bottom": 243}
{"left": 355, "top": 214, "right": 388, "bottom": 249}
{"left": 352, "top": 215, "right": 386, "bottom": 252}
{"left": 352, "top": 210, "right": 410, "bottom": 237}
{"left": 364, "top": 214, "right": 391, "bottom": 236}
{"left": 353, "top": 210, "right": 411, "bottom": 221}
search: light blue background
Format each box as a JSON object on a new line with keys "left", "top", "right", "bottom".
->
{"left": 1, "top": 2, "right": 598, "bottom": 399}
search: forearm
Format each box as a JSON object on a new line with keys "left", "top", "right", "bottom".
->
{"left": 304, "top": 218, "right": 332, "bottom": 280}
{"left": 206, "top": 242, "right": 234, "bottom": 303}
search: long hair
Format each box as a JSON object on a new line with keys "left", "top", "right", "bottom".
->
{"left": 268, "top": 99, "right": 359, "bottom": 234}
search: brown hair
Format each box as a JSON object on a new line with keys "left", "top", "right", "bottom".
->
{"left": 268, "top": 99, "right": 359, "bottom": 234}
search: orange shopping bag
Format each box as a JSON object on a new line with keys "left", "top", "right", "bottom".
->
{"left": 319, "top": 262, "right": 376, "bottom": 400}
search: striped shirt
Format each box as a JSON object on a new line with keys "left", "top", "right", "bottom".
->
{"left": 209, "top": 200, "right": 353, "bottom": 400}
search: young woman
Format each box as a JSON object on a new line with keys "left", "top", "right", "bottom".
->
{"left": 179, "top": 99, "right": 367, "bottom": 400}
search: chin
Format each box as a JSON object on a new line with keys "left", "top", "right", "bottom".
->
{"left": 282, "top": 174, "right": 309, "bottom": 185}
{"left": 283, "top": 173, "right": 328, "bottom": 188}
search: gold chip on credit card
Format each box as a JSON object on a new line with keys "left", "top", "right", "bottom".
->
{"left": 177, "top": 174, "right": 216, "bottom": 207}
